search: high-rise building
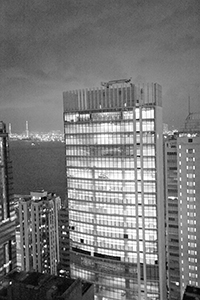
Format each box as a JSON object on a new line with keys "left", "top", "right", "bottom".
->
{"left": 0, "top": 121, "right": 16, "bottom": 279}
{"left": 18, "top": 191, "right": 61, "bottom": 275}
{"left": 63, "top": 82, "right": 166, "bottom": 300}
{"left": 177, "top": 113, "right": 200, "bottom": 296}
{"left": 165, "top": 113, "right": 200, "bottom": 299}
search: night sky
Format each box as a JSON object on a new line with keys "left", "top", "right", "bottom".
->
{"left": 1, "top": 0, "right": 200, "bottom": 133}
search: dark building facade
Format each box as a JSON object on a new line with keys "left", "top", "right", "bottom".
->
{"left": 164, "top": 135, "right": 180, "bottom": 300}
{"left": 58, "top": 207, "right": 70, "bottom": 276}
{"left": 182, "top": 285, "right": 200, "bottom": 300}
{"left": 0, "top": 122, "right": 16, "bottom": 280}
{"left": 0, "top": 270, "right": 94, "bottom": 300}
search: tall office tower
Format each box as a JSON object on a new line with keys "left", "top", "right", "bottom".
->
{"left": 164, "top": 135, "right": 180, "bottom": 300}
{"left": 177, "top": 113, "right": 200, "bottom": 296}
{"left": 63, "top": 81, "right": 166, "bottom": 300}
{"left": 18, "top": 191, "right": 61, "bottom": 275}
{"left": 0, "top": 121, "right": 16, "bottom": 280}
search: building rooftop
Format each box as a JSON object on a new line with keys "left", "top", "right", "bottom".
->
{"left": 180, "top": 112, "right": 200, "bottom": 134}
{"left": 0, "top": 270, "right": 93, "bottom": 300}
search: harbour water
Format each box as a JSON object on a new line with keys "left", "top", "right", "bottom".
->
{"left": 9, "top": 141, "right": 66, "bottom": 202}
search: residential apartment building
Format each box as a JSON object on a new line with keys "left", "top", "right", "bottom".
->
{"left": 165, "top": 113, "right": 200, "bottom": 299}
{"left": 0, "top": 121, "right": 16, "bottom": 280}
{"left": 18, "top": 191, "right": 61, "bottom": 275}
{"left": 63, "top": 81, "right": 166, "bottom": 300}
{"left": 177, "top": 114, "right": 200, "bottom": 296}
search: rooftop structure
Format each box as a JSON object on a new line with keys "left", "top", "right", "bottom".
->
{"left": 180, "top": 113, "right": 200, "bottom": 134}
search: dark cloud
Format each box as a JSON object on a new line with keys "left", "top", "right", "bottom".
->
{"left": 0, "top": 0, "right": 200, "bottom": 131}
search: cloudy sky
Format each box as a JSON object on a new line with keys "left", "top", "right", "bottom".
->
{"left": 1, "top": 0, "right": 200, "bottom": 133}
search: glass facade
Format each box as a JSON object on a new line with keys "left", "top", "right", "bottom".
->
{"left": 63, "top": 84, "right": 165, "bottom": 300}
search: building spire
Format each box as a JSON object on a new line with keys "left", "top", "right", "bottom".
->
{"left": 26, "top": 121, "right": 29, "bottom": 138}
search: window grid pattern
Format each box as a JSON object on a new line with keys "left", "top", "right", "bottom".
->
{"left": 65, "top": 108, "right": 161, "bottom": 300}
{"left": 178, "top": 140, "right": 199, "bottom": 293}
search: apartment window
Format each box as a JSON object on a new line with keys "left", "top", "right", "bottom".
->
{"left": 187, "top": 149, "right": 194, "bottom": 154}
{"left": 188, "top": 242, "right": 197, "bottom": 248}
{"left": 189, "top": 265, "right": 197, "bottom": 271}
{"left": 188, "top": 250, "right": 197, "bottom": 255}
{"left": 189, "top": 258, "right": 197, "bottom": 263}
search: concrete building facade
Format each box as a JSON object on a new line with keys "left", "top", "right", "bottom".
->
{"left": 63, "top": 82, "right": 166, "bottom": 300}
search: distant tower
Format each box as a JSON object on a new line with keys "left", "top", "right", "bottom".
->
{"left": 25, "top": 121, "right": 29, "bottom": 138}
{"left": 8, "top": 123, "right": 12, "bottom": 136}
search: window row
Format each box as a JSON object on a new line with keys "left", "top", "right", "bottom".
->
{"left": 65, "top": 135, "right": 155, "bottom": 147}
{"left": 67, "top": 168, "right": 156, "bottom": 180}
{"left": 66, "top": 156, "right": 156, "bottom": 168}
{"left": 65, "top": 121, "right": 155, "bottom": 134}
{"left": 64, "top": 108, "right": 155, "bottom": 123}
{"left": 68, "top": 191, "right": 156, "bottom": 205}
{"left": 66, "top": 144, "right": 155, "bottom": 157}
